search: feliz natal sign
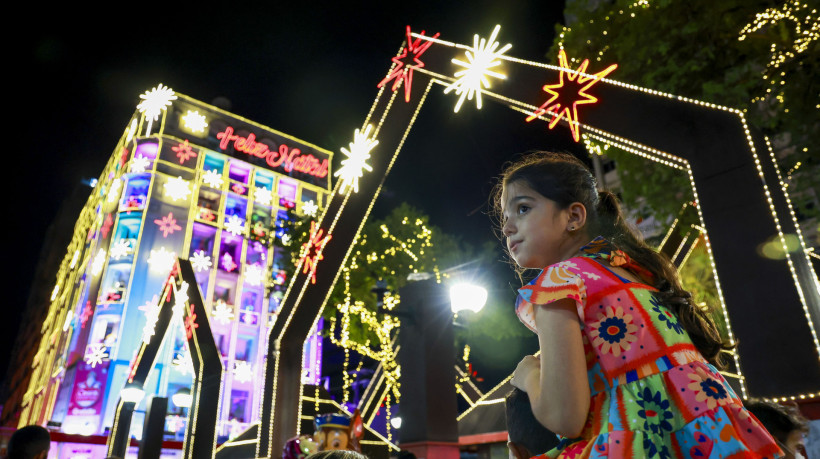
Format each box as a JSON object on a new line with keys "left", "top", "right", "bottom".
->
{"left": 240, "top": 24, "right": 818, "bottom": 458}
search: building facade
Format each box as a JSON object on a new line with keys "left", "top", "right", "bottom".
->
{"left": 17, "top": 86, "right": 330, "bottom": 443}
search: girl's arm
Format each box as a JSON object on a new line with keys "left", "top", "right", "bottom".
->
{"left": 511, "top": 298, "right": 590, "bottom": 437}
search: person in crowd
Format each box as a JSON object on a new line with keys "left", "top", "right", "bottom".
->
{"left": 305, "top": 450, "right": 368, "bottom": 459}
{"left": 506, "top": 387, "right": 559, "bottom": 459}
{"left": 493, "top": 151, "right": 783, "bottom": 457}
{"left": 745, "top": 398, "right": 809, "bottom": 459}
{"left": 6, "top": 425, "right": 50, "bottom": 459}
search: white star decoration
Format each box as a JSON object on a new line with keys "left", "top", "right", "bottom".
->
{"left": 164, "top": 176, "right": 192, "bottom": 202}
{"left": 85, "top": 343, "right": 109, "bottom": 368}
{"left": 281, "top": 234, "right": 292, "bottom": 246}
{"left": 243, "top": 265, "right": 265, "bottom": 287}
{"left": 202, "top": 169, "right": 224, "bottom": 188}
{"left": 213, "top": 300, "right": 234, "bottom": 325}
{"left": 173, "top": 351, "right": 194, "bottom": 375}
{"left": 147, "top": 247, "right": 176, "bottom": 273}
{"left": 233, "top": 361, "right": 253, "bottom": 383}
{"left": 130, "top": 155, "right": 151, "bottom": 173}
{"left": 254, "top": 186, "right": 273, "bottom": 206}
{"left": 91, "top": 249, "right": 106, "bottom": 276}
{"left": 173, "top": 281, "right": 190, "bottom": 320}
{"left": 335, "top": 124, "right": 378, "bottom": 194}
{"left": 138, "top": 295, "right": 161, "bottom": 344}
{"left": 443, "top": 25, "right": 512, "bottom": 112}
{"left": 225, "top": 215, "right": 245, "bottom": 236}
{"left": 190, "top": 250, "right": 212, "bottom": 272}
{"left": 137, "top": 84, "right": 177, "bottom": 135}
{"left": 182, "top": 110, "right": 208, "bottom": 133}
{"left": 107, "top": 178, "right": 122, "bottom": 203}
{"left": 301, "top": 200, "right": 319, "bottom": 217}
{"left": 110, "top": 239, "right": 132, "bottom": 260}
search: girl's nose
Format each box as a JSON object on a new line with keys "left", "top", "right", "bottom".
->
{"left": 502, "top": 219, "right": 515, "bottom": 237}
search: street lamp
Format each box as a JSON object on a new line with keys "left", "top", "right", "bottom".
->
{"left": 449, "top": 283, "right": 488, "bottom": 314}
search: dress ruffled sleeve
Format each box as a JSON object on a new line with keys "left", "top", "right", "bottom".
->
{"left": 515, "top": 259, "right": 587, "bottom": 333}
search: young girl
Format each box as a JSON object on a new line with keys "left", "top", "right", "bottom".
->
{"left": 494, "top": 151, "right": 782, "bottom": 458}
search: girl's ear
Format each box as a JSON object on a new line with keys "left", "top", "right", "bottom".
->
{"left": 567, "top": 202, "right": 587, "bottom": 231}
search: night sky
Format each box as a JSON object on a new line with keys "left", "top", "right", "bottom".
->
{"left": 7, "top": 2, "right": 581, "bottom": 388}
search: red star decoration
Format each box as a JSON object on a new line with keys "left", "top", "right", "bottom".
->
{"left": 231, "top": 183, "right": 246, "bottom": 195}
{"left": 526, "top": 49, "right": 617, "bottom": 142}
{"left": 184, "top": 303, "right": 199, "bottom": 339}
{"left": 154, "top": 212, "right": 182, "bottom": 237}
{"left": 80, "top": 301, "right": 94, "bottom": 328}
{"left": 101, "top": 213, "right": 114, "bottom": 239}
{"left": 172, "top": 139, "right": 198, "bottom": 164}
{"left": 300, "top": 221, "right": 333, "bottom": 284}
{"left": 377, "top": 26, "right": 440, "bottom": 102}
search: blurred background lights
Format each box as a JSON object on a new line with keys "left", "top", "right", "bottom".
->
{"left": 449, "top": 283, "right": 488, "bottom": 314}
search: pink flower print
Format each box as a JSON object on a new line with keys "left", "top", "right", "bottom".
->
{"left": 589, "top": 306, "right": 638, "bottom": 356}
{"left": 687, "top": 366, "right": 731, "bottom": 410}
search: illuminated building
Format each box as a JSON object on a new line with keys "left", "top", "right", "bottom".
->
{"left": 18, "top": 86, "right": 331, "bottom": 446}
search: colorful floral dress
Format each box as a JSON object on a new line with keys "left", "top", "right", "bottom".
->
{"left": 515, "top": 237, "right": 782, "bottom": 458}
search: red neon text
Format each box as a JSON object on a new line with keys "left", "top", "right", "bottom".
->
{"left": 216, "top": 127, "right": 329, "bottom": 178}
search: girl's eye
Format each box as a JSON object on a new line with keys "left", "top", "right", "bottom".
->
{"left": 517, "top": 205, "right": 530, "bottom": 214}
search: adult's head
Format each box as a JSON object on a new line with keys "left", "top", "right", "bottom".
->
{"left": 492, "top": 151, "right": 732, "bottom": 367}
{"left": 7, "top": 425, "right": 51, "bottom": 459}
{"left": 745, "top": 398, "right": 808, "bottom": 459}
{"left": 505, "top": 388, "right": 559, "bottom": 459}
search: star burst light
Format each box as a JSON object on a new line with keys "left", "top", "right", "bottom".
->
{"left": 233, "top": 361, "right": 253, "bottom": 383}
{"left": 225, "top": 215, "right": 245, "bottom": 236}
{"left": 526, "top": 49, "right": 617, "bottom": 142}
{"left": 131, "top": 155, "right": 151, "bottom": 173}
{"left": 443, "top": 25, "right": 512, "bottom": 112}
{"left": 91, "top": 249, "right": 106, "bottom": 276}
{"left": 106, "top": 178, "right": 122, "bottom": 203}
{"left": 281, "top": 234, "right": 292, "bottom": 246}
{"left": 85, "top": 343, "right": 109, "bottom": 368}
{"left": 300, "top": 221, "right": 333, "bottom": 284}
{"left": 213, "top": 300, "right": 234, "bottom": 325}
{"left": 163, "top": 176, "right": 191, "bottom": 202}
{"left": 190, "top": 250, "right": 212, "bottom": 272}
{"left": 202, "top": 169, "right": 224, "bottom": 188}
{"left": 244, "top": 264, "right": 265, "bottom": 287}
{"left": 184, "top": 303, "right": 198, "bottom": 339}
{"left": 172, "top": 139, "right": 198, "bottom": 164}
{"left": 110, "top": 239, "right": 132, "bottom": 260}
{"left": 254, "top": 186, "right": 273, "bottom": 206}
{"left": 148, "top": 247, "right": 176, "bottom": 273}
{"left": 139, "top": 295, "right": 161, "bottom": 343}
{"left": 301, "top": 200, "right": 319, "bottom": 217}
{"left": 137, "top": 84, "right": 177, "bottom": 135}
{"left": 335, "top": 125, "right": 378, "bottom": 194}
{"left": 173, "top": 351, "right": 194, "bottom": 375}
{"left": 377, "top": 26, "right": 440, "bottom": 102}
{"left": 154, "top": 212, "right": 183, "bottom": 238}
{"left": 222, "top": 252, "right": 238, "bottom": 272}
{"left": 182, "top": 110, "right": 208, "bottom": 133}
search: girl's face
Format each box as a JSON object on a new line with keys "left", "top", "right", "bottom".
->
{"left": 501, "top": 180, "right": 574, "bottom": 269}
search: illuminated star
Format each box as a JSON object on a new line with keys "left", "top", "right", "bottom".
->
{"left": 139, "top": 295, "right": 161, "bottom": 343}
{"left": 202, "top": 169, "right": 224, "bottom": 188}
{"left": 334, "top": 125, "right": 378, "bottom": 194}
{"left": 213, "top": 300, "right": 234, "bottom": 325}
{"left": 154, "top": 212, "right": 183, "bottom": 237}
{"left": 107, "top": 178, "right": 122, "bottom": 203}
{"left": 100, "top": 213, "right": 114, "bottom": 239}
{"left": 526, "top": 49, "right": 617, "bottom": 142}
{"left": 443, "top": 25, "right": 512, "bottom": 112}
{"left": 221, "top": 252, "right": 238, "bottom": 272}
{"left": 225, "top": 215, "right": 245, "bottom": 236}
{"left": 85, "top": 343, "right": 109, "bottom": 368}
{"left": 163, "top": 176, "right": 191, "bottom": 202}
{"left": 148, "top": 247, "right": 177, "bottom": 273}
{"left": 280, "top": 234, "right": 292, "bottom": 246}
{"left": 91, "top": 249, "right": 106, "bottom": 276}
{"left": 173, "top": 351, "right": 194, "bottom": 375}
{"left": 231, "top": 183, "right": 246, "bottom": 195}
{"left": 243, "top": 264, "right": 265, "bottom": 287}
{"left": 233, "top": 361, "right": 253, "bottom": 383}
{"left": 300, "top": 221, "right": 333, "bottom": 284}
{"left": 174, "top": 281, "right": 190, "bottom": 311}
{"left": 184, "top": 303, "right": 198, "bottom": 339}
{"left": 254, "top": 186, "right": 273, "bottom": 206}
{"left": 190, "top": 250, "right": 212, "bottom": 272}
{"left": 131, "top": 155, "right": 151, "bottom": 173}
{"left": 79, "top": 301, "right": 94, "bottom": 328}
{"left": 172, "top": 139, "right": 198, "bottom": 164}
{"left": 377, "top": 26, "right": 440, "bottom": 102}
{"left": 301, "top": 200, "right": 319, "bottom": 217}
{"left": 182, "top": 110, "right": 208, "bottom": 133}
{"left": 137, "top": 83, "right": 177, "bottom": 135}
{"left": 110, "top": 239, "right": 132, "bottom": 260}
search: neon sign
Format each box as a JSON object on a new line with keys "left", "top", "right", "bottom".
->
{"left": 216, "top": 126, "right": 329, "bottom": 178}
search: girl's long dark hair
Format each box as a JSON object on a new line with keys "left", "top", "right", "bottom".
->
{"left": 491, "top": 151, "right": 734, "bottom": 368}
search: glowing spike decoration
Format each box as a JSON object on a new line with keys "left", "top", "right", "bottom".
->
{"left": 182, "top": 110, "right": 208, "bottom": 133}
{"left": 84, "top": 343, "right": 109, "bottom": 368}
{"left": 526, "top": 49, "right": 617, "bottom": 142}
{"left": 130, "top": 155, "right": 151, "bottom": 173}
{"left": 154, "top": 212, "right": 182, "bottom": 237}
{"left": 301, "top": 200, "right": 319, "bottom": 217}
{"left": 163, "top": 176, "right": 191, "bottom": 202}
{"left": 172, "top": 139, "right": 198, "bottom": 164}
{"left": 190, "top": 250, "right": 212, "bottom": 272}
{"left": 334, "top": 125, "right": 378, "bottom": 194}
{"left": 213, "top": 300, "right": 234, "bottom": 325}
{"left": 137, "top": 83, "right": 177, "bottom": 136}
{"left": 147, "top": 247, "right": 176, "bottom": 273}
{"left": 443, "top": 25, "right": 512, "bottom": 112}
{"left": 202, "top": 169, "right": 224, "bottom": 188}
{"left": 225, "top": 214, "right": 245, "bottom": 236}
{"left": 377, "top": 26, "right": 440, "bottom": 102}
{"left": 299, "top": 220, "right": 333, "bottom": 284}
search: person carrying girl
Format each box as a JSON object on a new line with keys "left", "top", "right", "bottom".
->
{"left": 494, "top": 151, "right": 782, "bottom": 458}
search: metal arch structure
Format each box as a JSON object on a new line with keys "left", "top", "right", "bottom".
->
{"left": 106, "top": 259, "right": 223, "bottom": 459}
{"left": 255, "top": 27, "right": 820, "bottom": 458}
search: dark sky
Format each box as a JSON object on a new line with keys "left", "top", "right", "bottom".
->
{"left": 7, "top": 2, "right": 582, "bottom": 385}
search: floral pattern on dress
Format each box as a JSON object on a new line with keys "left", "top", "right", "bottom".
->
{"left": 687, "top": 366, "right": 731, "bottom": 410}
{"left": 589, "top": 306, "right": 638, "bottom": 356}
{"left": 649, "top": 296, "right": 684, "bottom": 335}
